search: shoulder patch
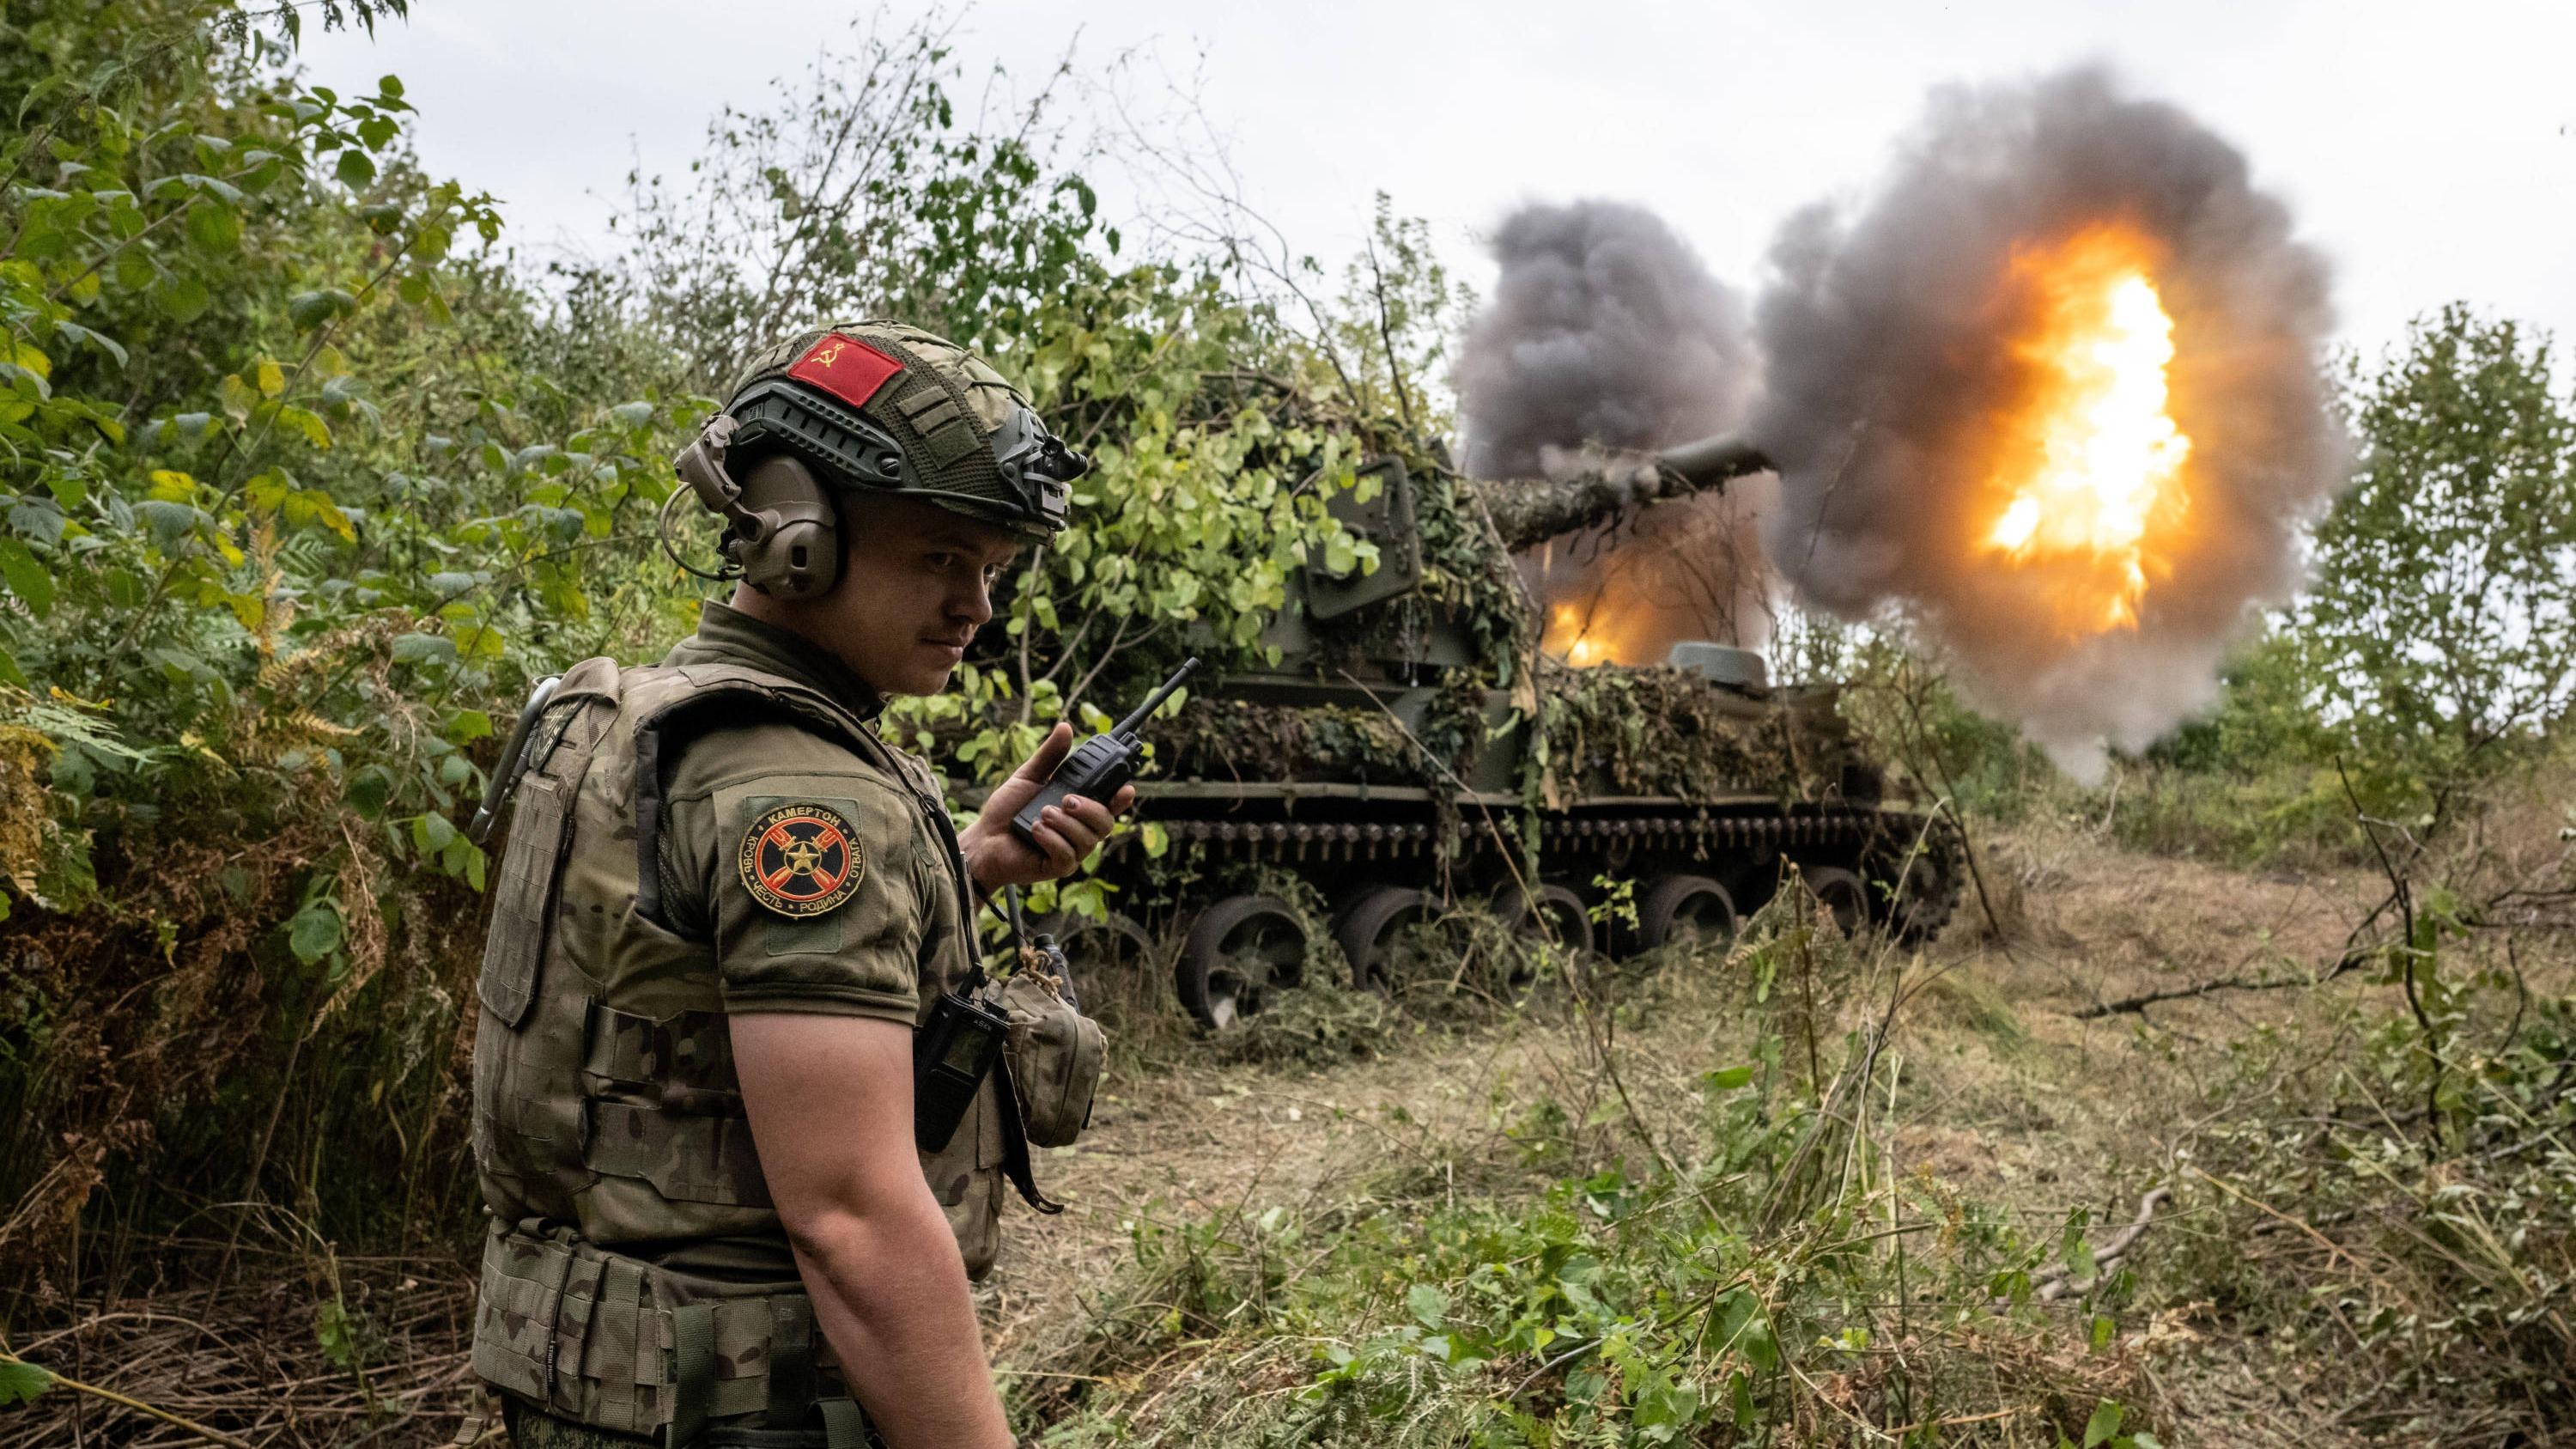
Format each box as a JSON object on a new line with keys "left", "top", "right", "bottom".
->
{"left": 737, "top": 801, "right": 865, "bottom": 917}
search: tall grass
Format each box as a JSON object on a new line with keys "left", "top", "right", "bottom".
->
{"left": 1011, "top": 892, "right": 2166, "bottom": 1447}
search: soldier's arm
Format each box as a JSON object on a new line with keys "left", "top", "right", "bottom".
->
{"left": 732, "top": 1012, "right": 1015, "bottom": 1449}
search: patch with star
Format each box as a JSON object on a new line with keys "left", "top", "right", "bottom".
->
{"left": 736, "top": 801, "right": 864, "bottom": 918}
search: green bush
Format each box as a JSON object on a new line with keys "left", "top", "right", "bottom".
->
{"left": 1021, "top": 900, "right": 2163, "bottom": 1446}
{"left": 0, "top": 0, "right": 1407, "bottom": 1287}
{"left": 2175, "top": 983, "right": 2576, "bottom": 1440}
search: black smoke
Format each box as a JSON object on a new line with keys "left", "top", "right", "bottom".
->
{"left": 1753, "top": 67, "right": 2345, "bottom": 773}
{"left": 1456, "top": 199, "right": 1755, "bottom": 478}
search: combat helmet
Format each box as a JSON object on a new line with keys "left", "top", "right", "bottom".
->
{"left": 712, "top": 320, "right": 1085, "bottom": 542}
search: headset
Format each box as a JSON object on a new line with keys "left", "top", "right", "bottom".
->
{"left": 663, "top": 414, "right": 844, "bottom": 599}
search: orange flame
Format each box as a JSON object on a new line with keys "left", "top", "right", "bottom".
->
{"left": 1980, "top": 223, "right": 2193, "bottom": 633}
{"left": 1546, "top": 601, "right": 1613, "bottom": 666}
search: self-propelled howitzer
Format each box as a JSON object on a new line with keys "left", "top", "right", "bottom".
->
{"left": 1050, "top": 435, "right": 1963, "bottom": 1029}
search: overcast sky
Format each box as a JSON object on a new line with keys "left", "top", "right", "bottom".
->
{"left": 301, "top": 1, "right": 2576, "bottom": 364}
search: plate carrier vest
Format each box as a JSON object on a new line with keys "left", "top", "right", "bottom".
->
{"left": 468, "top": 653, "right": 975, "bottom": 1447}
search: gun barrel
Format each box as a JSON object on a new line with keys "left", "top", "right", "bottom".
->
{"left": 1655, "top": 434, "right": 1773, "bottom": 485}
{"left": 1475, "top": 433, "right": 1775, "bottom": 551}
{"left": 1112, "top": 656, "right": 1200, "bottom": 738}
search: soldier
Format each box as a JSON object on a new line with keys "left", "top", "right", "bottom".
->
{"left": 467, "top": 323, "right": 1118, "bottom": 1449}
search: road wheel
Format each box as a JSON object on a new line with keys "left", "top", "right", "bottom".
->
{"left": 1797, "top": 864, "right": 1870, "bottom": 935}
{"left": 1635, "top": 874, "right": 1738, "bottom": 955}
{"left": 1880, "top": 819, "right": 1965, "bottom": 944}
{"left": 1175, "top": 895, "right": 1307, "bottom": 1030}
{"left": 1492, "top": 880, "right": 1595, "bottom": 955}
{"left": 1333, "top": 885, "right": 1439, "bottom": 990}
{"left": 1481, "top": 880, "right": 1595, "bottom": 999}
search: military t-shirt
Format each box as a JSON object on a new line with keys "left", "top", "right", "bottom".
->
{"left": 653, "top": 603, "right": 971, "bottom": 1026}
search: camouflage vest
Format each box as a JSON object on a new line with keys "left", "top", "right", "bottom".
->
{"left": 467, "top": 653, "right": 987, "bottom": 1445}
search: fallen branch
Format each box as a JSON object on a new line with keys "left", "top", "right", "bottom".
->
{"left": 1992, "top": 1185, "right": 2172, "bottom": 1308}
{"left": 0, "top": 1351, "right": 258, "bottom": 1449}
{"left": 2034, "top": 1185, "right": 2171, "bottom": 1302}
{"left": 2075, "top": 887, "right": 2397, "bottom": 1020}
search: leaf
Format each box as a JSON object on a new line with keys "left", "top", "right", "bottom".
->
{"left": 0, "top": 538, "right": 56, "bottom": 618}
{"left": 216, "top": 372, "right": 257, "bottom": 422}
{"left": 9, "top": 501, "right": 65, "bottom": 545}
{"left": 335, "top": 148, "right": 377, "bottom": 189}
{"left": 256, "top": 359, "right": 286, "bottom": 399}
{"left": 415, "top": 812, "right": 458, "bottom": 852}
{"left": 52, "top": 319, "right": 127, "bottom": 368}
{"left": 155, "top": 274, "right": 210, "bottom": 322}
{"left": 279, "top": 407, "right": 333, "bottom": 451}
{"left": 348, "top": 764, "right": 394, "bottom": 819}
{"left": 185, "top": 200, "right": 240, "bottom": 253}
{"left": 289, "top": 290, "right": 338, "bottom": 329}
{"left": 137, "top": 495, "right": 199, "bottom": 541}
{"left": 2063, "top": 1226, "right": 2097, "bottom": 1282}
{"left": 454, "top": 623, "right": 506, "bottom": 661}
{"left": 288, "top": 900, "right": 343, "bottom": 964}
{"left": 0, "top": 1356, "right": 52, "bottom": 1405}
{"left": 314, "top": 1299, "right": 360, "bottom": 1370}
{"left": 390, "top": 632, "right": 454, "bottom": 666}
{"left": 2083, "top": 1400, "right": 2124, "bottom": 1449}
{"left": 1406, "top": 1283, "right": 1448, "bottom": 1330}
{"left": 1707, "top": 1064, "right": 1754, "bottom": 1091}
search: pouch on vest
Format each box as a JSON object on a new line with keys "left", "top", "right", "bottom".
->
{"left": 479, "top": 776, "right": 574, "bottom": 1029}
{"left": 997, "top": 968, "right": 1103, "bottom": 1149}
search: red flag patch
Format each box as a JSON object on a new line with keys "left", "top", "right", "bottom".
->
{"left": 787, "top": 333, "right": 903, "bottom": 411}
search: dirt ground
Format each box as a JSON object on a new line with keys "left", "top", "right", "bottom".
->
{"left": 977, "top": 814, "right": 2395, "bottom": 1444}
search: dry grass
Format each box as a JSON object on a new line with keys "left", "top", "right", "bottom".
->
{"left": 5, "top": 1233, "right": 477, "bottom": 1448}
{"left": 12, "top": 812, "right": 2555, "bottom": 1446}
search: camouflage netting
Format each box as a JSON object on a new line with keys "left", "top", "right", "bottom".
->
{"left": 1534, "top": 661, "right": 1854, "bottom": 804}
{"left": 1148, "top": 700, "right": 1419, "bottom": 786}
{"left": 1325, "top": 447, "right": 1534, "bottom": 687}
{"left": 1145, "top": 674, "right": 1492, "bottom": 792}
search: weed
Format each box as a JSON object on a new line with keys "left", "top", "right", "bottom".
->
{"left": 1017, "top": 894, "right": 2161, "bottom": 1446}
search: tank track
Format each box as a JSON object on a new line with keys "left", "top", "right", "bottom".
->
{"left": 1055, "top": 797, "right": 1967, "bottom": 1030}
{"left": 1142, "top": 807, "right": 1915, "bottom": 860}
{"left": 1102, "top": 801, "right": 1966, "bottom": 942}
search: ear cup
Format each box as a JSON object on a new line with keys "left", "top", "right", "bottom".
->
{"left": 732, "top": 454, "right": 841, "bottom": 598}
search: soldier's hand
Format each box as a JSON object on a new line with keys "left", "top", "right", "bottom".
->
{"left": 959, "top": 722, "right": 1135, "bottom": 897}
